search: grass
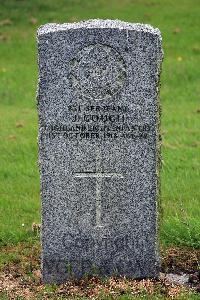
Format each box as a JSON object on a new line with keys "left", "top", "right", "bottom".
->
{"left": 0, "top": 0, "right": 199, "bottom": 250}
{"left": 0, "top": 243, "right": 200, "bottom": 299}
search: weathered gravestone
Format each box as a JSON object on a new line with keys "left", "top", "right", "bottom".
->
{"left": 37, "top": 19, "right": 163, "bottom": 284}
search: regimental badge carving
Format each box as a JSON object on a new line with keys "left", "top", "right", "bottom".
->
{"left": 69, "top": 44, "right": 127, "bottom": 100}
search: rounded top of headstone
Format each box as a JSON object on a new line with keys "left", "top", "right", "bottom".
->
{"left": 37, "top": 19, "right": 162, "bottom": 39}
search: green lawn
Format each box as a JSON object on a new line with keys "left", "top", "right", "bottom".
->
{"left": 0, "top": 0, "right": 199, "bottom": 248}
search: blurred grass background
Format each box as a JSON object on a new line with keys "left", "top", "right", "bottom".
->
{"left": 0, "top": 0, "right": 199, "bottom": 247}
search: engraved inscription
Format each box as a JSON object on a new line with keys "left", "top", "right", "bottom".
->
{"left": 43, "top": 104, "right": 152, "bottom": 140}
{"left": 62, "top": 231, "right": 135, "bottom": 254}
{"left": 69, "top": 44, "right": 127, "bottom": 100}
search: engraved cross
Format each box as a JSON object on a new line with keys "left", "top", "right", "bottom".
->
{"left": 74, "top": 148, "right": 123, "bottom": 227}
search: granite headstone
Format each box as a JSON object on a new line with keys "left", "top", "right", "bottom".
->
{"left": 37, "top": 19, "right": 163, "bottom": 284}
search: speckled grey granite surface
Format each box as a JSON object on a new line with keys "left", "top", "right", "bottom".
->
{"left": 37, "top": 19, "right": 163, "bottom": 284}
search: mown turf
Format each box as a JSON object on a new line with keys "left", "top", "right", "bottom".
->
{"left": 0, "top": 0, "right": 200, "bottom": 248}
